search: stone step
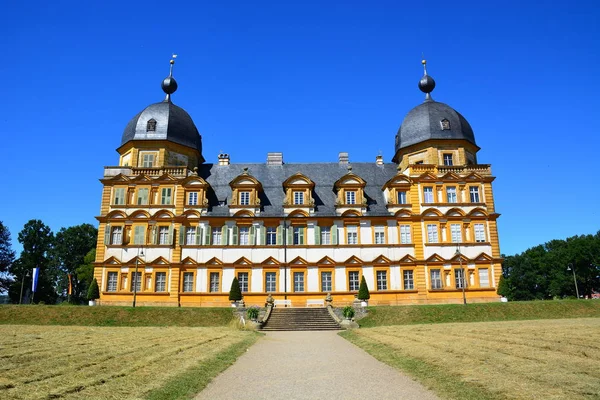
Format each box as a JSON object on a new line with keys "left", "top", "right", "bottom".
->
{"left": 262, "top": 308, "right": 340, "bottom": 331}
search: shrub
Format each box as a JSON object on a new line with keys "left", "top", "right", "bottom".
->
{"left": 342, "top": 306, "right": 355, "bottom": 319}
{"left": 87, "top": 278, "right": 100, "bottom": 300}
{"left": 247, "top": 307, "right": 260, "bottom": 320}
{"left": 229, "top": 277, "right": 243, "bottom": 301}
{"left": 358, "top": 276, "right": 370, "bottom": 300}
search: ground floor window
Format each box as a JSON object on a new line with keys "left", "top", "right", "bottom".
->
{"left": 321, "top": 271, "right": 332, "bottom": 292}
{"left": 430, "top": 269, "right": 442, "bottom": 289}
{"left": 238, "top": 272, "right": 249, "bottom": 293}
{"left": 155, "top": 272, "right": 166, "bottom": 292}
{"left": 479, "top": 268, "right": 489, "bottom": 287}
{"left": 265, "top": 272, "right": 276, "bottom": 292}
{"left": 107, "top": 272, "right": 118, "bottom": 292}
{"left": 403, "top": 270, "right": 414, "bottom": 290}
{"left": 130, "top": 272, "right": 142, "bottom": 292}
{"left": 348, "top": 271, "right": 359, "bottom": 291}
{"left": 294, "top": 272, "right": 304, "bottom": 292}
{"left": 209, "top": 272, "right": 220, "bottom": 292}
{"left": 183, "top": 272, "right": 194, "bottom": 292}
{"left": 376, "top": 270, "right": 387, "bottom": 291}
{"left": 455, "top": 269, "right": 466, "bottom": 289}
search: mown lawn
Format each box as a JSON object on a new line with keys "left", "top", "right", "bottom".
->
{"left": 341, "top": 318, "right": 600, "bottom": 400}
{"left": 0, "top": 305, "right": 234, "bottom": 327}
{"left": 0, "top": 325, "right": 259, "bottom": 400}
{"left": 357, "top": 300, "right": 600, "bottom": 327}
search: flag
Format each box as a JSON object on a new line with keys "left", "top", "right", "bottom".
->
{"left": 67, "top": 274, "right": 72, "bottom": 295}
{"left": 32, "top": 268, "right": 40, "bottom": 293}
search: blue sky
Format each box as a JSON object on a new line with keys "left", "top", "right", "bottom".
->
{"left": 2, "top": 0, "right": 599, "bottom": 257}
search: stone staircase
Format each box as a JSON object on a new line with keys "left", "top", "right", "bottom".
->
{"left": 262, "top": 307, "right": 341, "bottom": 331}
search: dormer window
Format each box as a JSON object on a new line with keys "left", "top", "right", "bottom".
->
{"left": 146, "top": 119, "right": 157, "bottom": 132}
{"left": 282, "top": 173, "right": 315, "bottom": 211}
{"left": 293, "top": 191, "right": 304, "bottom": 205}
{"left": 440, "top": 119, "right": 450, "bottom": 130}
{"left": 229, "top": 171, "right": 263, "bottom": 213}
{"left": 345, "top": 191, "right": 356, "bottom": 205}
{"left": 239, "top": 191, "right": 250, "bottom": 205}
{"left": 443, "top": 153, "right": 453, "bottom": 166}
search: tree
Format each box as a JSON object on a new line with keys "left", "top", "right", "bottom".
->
{"left": 358, "top": 276, "right": 370, "bottom": 300}
{"left": 76, "top": 248, "right": 96, "bottom": 289}
{"left": 87, "top": 278, "right": 100, "bottom": 301}
{"left": 52, "top": 224, "right": 97, "bottom": 303}
{"left": 9, "top": 220, "right": 56, "bottom": 304}
{"left": 229, "top": 277, "right": 242, "bottom": 301}
{"left": 0, "top": 221, "right": 16, "bottom": 293}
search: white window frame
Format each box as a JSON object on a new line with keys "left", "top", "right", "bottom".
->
{"left": 400, "top": 225, "right": 411, "bottom": 244}
{"left": 446, "top": 187, "right": 457, "bottom": 203}
{"left": 265, "top": 272, "right": 276, "bottom": 293}
{"left": 347, "top": 225, "right": 358, "bottom": 245}
{"left": 293, "top": 272, "right": 305, "bottom": 292}
{"left": 155, "top": 272, "right": 166, "bottom": 292}
{"left": 183, "top": 272, "right": 194, "bottom": 292}
{"left": 266, "top": 227, "right": 276, "bottom": 245}
{"left": 430, "top": 269, "right": 442, "bottom": 289}
{"left": 161, "top": 188, "right": 172, "bottom": 205}
{"left": 142, "top": 153, "right": 155, "bottom": 168}
{"left": 376, "top": 270, "right": 387, "bottom": 291}
{"left": 474, "top": 223, "right": 486, "bottom": 242}
{"left": 239, "top": 227, "right": 250, "bottom": 245}
{"left": 186, "top": 227, "right": 196, "bottom": 245}
{"left": 443, "top": 153, "right": 453, "bottom": 166}
{"left": 450, "top": 224, "right": 462, "bottom": 243}
{"left": 345, "top": 191, "right": 356, "bottom": 205}
{"left": 403, "top": 270, "right": 414, "bottom": 290}
{"left": 321, "top": 271, "right": 332, "bottom": 292}
{"left": 239, "top": 191, "right": 250, "bottom": 206}
{"left": 130, "top": 272, "right": 142, "bottom": 292}
{"left": 111, "top": 226, "right": 122, "bottom": 245}
{"left": 423, "top": 187, "right": 434, "bottom": 203}
{"left": 107, "top": 272, "right": 118, "bottom": 292}
{"left": 348, "top": 271, "right": 359, "bottom": 291}
{"left": 455, "top": 269, "right": 466, "bottom": 289}
{"left": 397, "top": 191, "right": 407, "bottom": 204}
{"left": 320, "top": 226, "right": 331, "bottom": 245}
{"left": 427, "top": 224, "right": 438, "bottom": 243}
{"left": 158, "top": 226, "right": 169, "bottom": 245}
{"left": 209, "top": 272, "right": 220, "bottom": 292}
{"left": 212, "top": 228, "right": 222, "bottom": 245}
{"left": 293, "top": 191, "right": 304, "bottom": 205}
{"left": 293, "top": 226, "right": 304, "bottom": 245}
{"left": 374, "top": 226, "right": 385, "bottom": 244}
{"left": 470, "top": 186, "right": 480, "bottom": 203}
{"left": 188, "top": 192, "right": 198, "bottom": 206}
{"left": 238, "top": 272, "right": 249, "bottom": 293}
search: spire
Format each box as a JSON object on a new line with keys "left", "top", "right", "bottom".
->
{"left": 418, "top": 59, "right": 436, "bottom": 102}
{"left": 161, "top": 54, "right": 178, "bottom": 102}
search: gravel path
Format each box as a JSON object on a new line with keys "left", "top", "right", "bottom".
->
{"left": 195, "top": 331, "right": 439, "bottom": 400}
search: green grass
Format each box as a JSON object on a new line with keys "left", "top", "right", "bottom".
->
{"left": 144, "top": 332, "right": 261, "bottom": 400}
{"left": 340, "top": 329, "right": 505, "bottom": 400}
{"left": 0, "top": 304, "right": 235, "bottom": 327}
{"left": 357, "top": 300, "right": 600, "bottom": 327}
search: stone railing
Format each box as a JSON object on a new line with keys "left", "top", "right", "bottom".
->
{"left": 104, "top": 166, "right": 190, "bottom": 178}
{"left": 408, "top": 164, "right": 491, "bottom": 176}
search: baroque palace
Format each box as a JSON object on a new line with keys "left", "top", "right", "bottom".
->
{"left": 93, "top": 59, "right": 502, "bottom": 307}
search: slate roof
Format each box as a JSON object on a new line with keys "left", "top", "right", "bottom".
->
{"left": 394, "top": 100, "right": 477, "bottom": 153}
{"left": 195, "top": 162, "right": 399, "bottom": 217}
{"left": 121, "top": 101, "right": 203, "bottom": 154}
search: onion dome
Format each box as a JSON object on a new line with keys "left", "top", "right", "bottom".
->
{"left": 393, "top": 60, "right": 477, "bottom": 155}
{"left": 121, "top": 57, "right": 203, "bottom": 155}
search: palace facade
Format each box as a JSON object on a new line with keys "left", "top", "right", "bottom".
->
{"left": 93, "top": 60, "right": 502, "bottom": 307}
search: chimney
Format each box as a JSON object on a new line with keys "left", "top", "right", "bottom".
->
{"left": 218, "top": 153, "right": 230, "bottom": 166}
{"left": 267, "top": 152, "right": 283, "bottom": 165}
{"left": 375, "top": 155, "right": 384, "bottom": 165}
{"left": 338, "top": 152, "right": 349, "bottom": 165}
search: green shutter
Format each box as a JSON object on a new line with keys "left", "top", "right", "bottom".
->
{"left": 179, "top": 226, "right": 185, "bottom": 245}
{"left": 203, "top": 225, "right": 210, "bottom": 245}
{"left": 331, "top": 224, "right": 338, "bottom": 245}
{"left": 221, "top": 225, "right": 229, "bottom": 245}
{"left": 259, "top": 226, "right": 266, "bottom": 245}
{"left": 232, "top": 225, "right": 239, "bottom": 245}
{"left": 287, "top": 226, "right": 293, "bottom": 245}
{"left": 314, "top": 225, "right": 321, "bottom": 245}
{"left": 104, "top": 224, "right": 111, "bottom": 245}
{"left": 249, "top": 226, "right": 255, "bottom": 245}
{"left": 299, "top": 227, "right": 304, "bottom": 245}
{"left": 276, "top": 225, "right": 283, "bottom": 245}
{"left": 168, "top": 224, "right": 174, "bottom": 245}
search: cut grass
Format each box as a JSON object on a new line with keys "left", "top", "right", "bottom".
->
{"left": 0, "top": 305, "right": 234, "bottom": 327}
{"left": 357, "top": 300, "right": 600, "bottom": 327}
{"left": 0, "top": 325, "right": 259, "bottom": 400}
{"left": 341, "top": 318, "right": 600, "bottom": 400}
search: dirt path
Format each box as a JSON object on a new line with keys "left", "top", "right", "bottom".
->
{"left": 195, "top": 331, "right": 439, "bottom": 400}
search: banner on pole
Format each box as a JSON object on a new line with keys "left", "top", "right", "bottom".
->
{"left": 32, "top": 268, "right": 40, "bottom": 293}
{"left": 67, "top": 274, "right": 72, "bottom": 295}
